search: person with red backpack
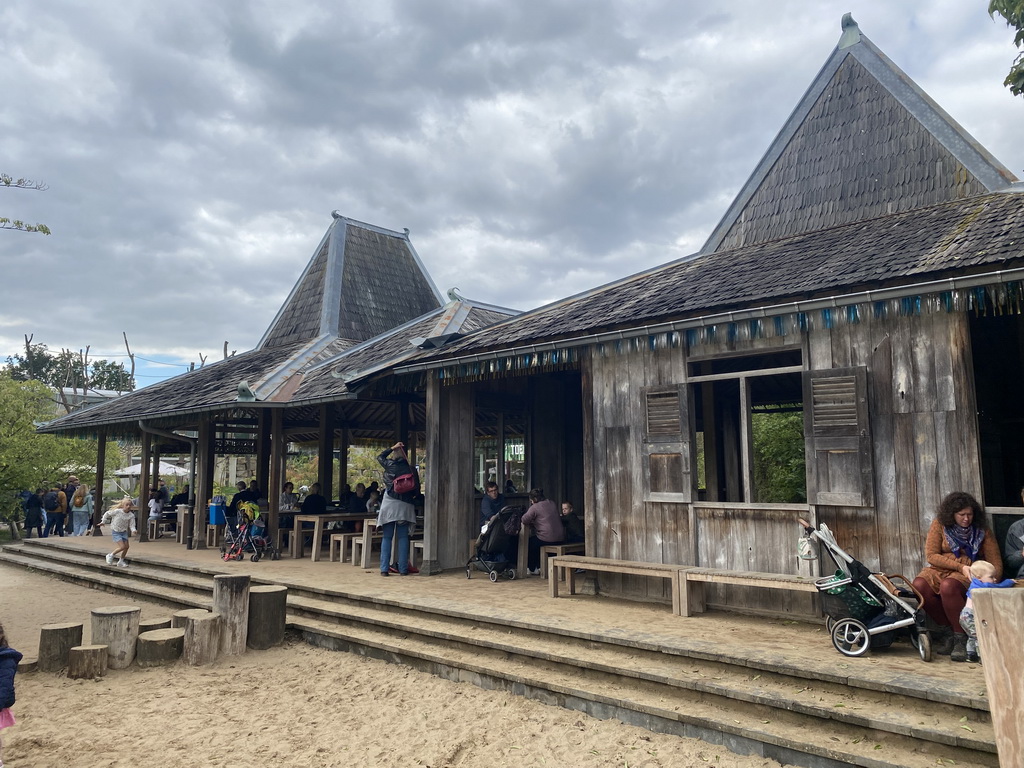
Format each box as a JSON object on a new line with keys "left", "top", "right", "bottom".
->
{"left": 375, "top": 442, "right": 419, "bottom": 576}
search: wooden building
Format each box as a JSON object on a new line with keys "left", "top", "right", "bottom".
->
{"left": 348, "top": 18, "right": 1024, "bottom": 612}
{"left": 39, "top": 213, "right": 516, "bottom": 545}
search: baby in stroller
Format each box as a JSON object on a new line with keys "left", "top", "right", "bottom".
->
{"left": 222, "top": 502, "right": 280, "bottom": 562}
{"left": 466, "top": 505, "right": 522, "bottom": 582}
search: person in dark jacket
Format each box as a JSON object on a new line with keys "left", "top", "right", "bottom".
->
{"left": 0, "top": 621, "right": 24, "bottom": 764}
{"left": 376, "top": 442, "right": 419, "bottom": 576}
{"left": 479, "top": 481, "right": 504, "bottom": 529}
{"left": 23, "top": 489, "right": 44, "bottom": 538}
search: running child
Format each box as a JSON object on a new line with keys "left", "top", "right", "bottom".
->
{"left": 101, "top": 497, "right": 138, "bottom": 568}
{"left": 0, "top": 621, "right": 24, "bottom": 768}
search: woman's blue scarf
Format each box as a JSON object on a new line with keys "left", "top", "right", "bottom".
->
{"left": 944, "top": 523, "right": 985, "bottom": 561}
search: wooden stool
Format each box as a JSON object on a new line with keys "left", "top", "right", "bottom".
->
{"left": 329, "top": 533, "right": 359, "bottom": 563}
{"left": 412, "top": 541, "right": 425, "bottom": 569}
{"left": 148, "top": 519, "right": 173, "bottom": 540}
{"left": 206, "top": 524, "right": 224, "bottom": 547}
{"left": 540, "top": 542, "right": 586, "bottom": 580}
{"left": 351, "top": 534, "right": 384, "bottom": 568}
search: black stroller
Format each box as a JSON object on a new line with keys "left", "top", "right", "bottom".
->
{"left": 800, "top": 519, "right": 932, "bottom": 660}
{"left": 466, "top": 505, "right": 522, "bottom": 582}
{"left": 222, "top": 509, "right": 281, "bottom": 562}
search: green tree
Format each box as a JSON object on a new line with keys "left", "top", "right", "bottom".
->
{"left": 1, "top": 173, "right": 50, "bottom": 234}
{"left": 0, "top": 374, "right": 98, "bottom": 538}
{"left": 5, "top": 342, "right": 134, "bottom": 393}
{"left": 990, "top": 0, "right": 1024, "bottom": 96}
{"left": 751, "top": 410, "right": 807, "bottom": 504}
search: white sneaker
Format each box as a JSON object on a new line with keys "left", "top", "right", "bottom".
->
{"left": 528, "top": 567, "right": 541, "bottom": 576}
{"left": 117, "top": 560, "right": 128, "bottom": 568}
{"left": 105, "top": 553, "right": 114, "bottom": 565}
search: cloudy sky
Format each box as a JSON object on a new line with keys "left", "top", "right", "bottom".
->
{"left": 2, "top": 1, "right": 1022, "bottom": 387}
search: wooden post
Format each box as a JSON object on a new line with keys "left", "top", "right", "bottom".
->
{"left": 973, "top": 588, "right": 1024, "bottom": 766}
{"left": 68, "top": 645, "right": 108, "bottom": 679}
{"left": 268, "top": 408, "right": 284, "bottom": 542}
{"left": 138, "top": 431, "right": 151, "bottom": 542}
{"left": 213, "top": 574, "right": 250, "bottom": 655}
{"left": 90, "top": 606, "right": 141, "bottom": 669}
{"left": 136, "top": 628, "right": 185, "bottom": 667}
{"left": 183, "top": 612, "right": 223, "bottom": 666}
{"left": 339, "top": 426, "right": 350, "bottom": 491}
{"left": 318, "top": 404, "right": 334, "bottom": 502}
{"left": 92, "top": 427, "right": 107, "bottom": 535}
{"left": 38, "top": 622, "right": 83, "bottom": 672}
{"left": 193, "top": 415, "right": 213, "bottom": 550}
{"left": 257, "top": 410, "right": 271, "bottom": 495}
{"left": 247, "top": 585, "right": 287, "bottom": 649}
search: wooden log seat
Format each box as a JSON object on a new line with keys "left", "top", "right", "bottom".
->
{"left": 37, "top": 622, "right": 84, "bottom": 673}
{"left": 548, "top": 556, "right": 689, "bottom": 615}
{"left": 90, "top": 606, "right": 141, "bottom": 669}
{"left": 678, "top": 567, "right": 818, "bottom": 617}
{"left": 247, "top": 585, "right": 288, "bottom": 650}
{"left": 136, "top": 628, "right": 185, "bottom": 667}
{"left": 540, "top": 543, "right": 586, "bottom": 580}
{"left": 183, "top": 611, "right": 223, "bottom": 666}
{"left": 138, "top": 617, "right": 172, "bottom": 633}
{"left": 213, "top": 574, "right": 250, "bottom": 656}
{"left": 67, "top": 644, "right": 109, "bottom": 679}
{"left": 171, "top": 608, "right": 213, "bottom": 629}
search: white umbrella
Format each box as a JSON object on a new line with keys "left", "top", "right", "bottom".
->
{"left": 114, "top": 461, "right": 191, "bottom": 478}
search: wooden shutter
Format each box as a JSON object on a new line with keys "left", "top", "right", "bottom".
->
{"left": 642, "top": 385, "right": 692, "bottom": 502}
{"left": 803, "top": 367, "right": 873, "bottom": 507}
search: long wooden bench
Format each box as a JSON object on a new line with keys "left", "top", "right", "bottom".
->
{"left": 549, "top": 556, "right": 689, "bottom": 615}
{"left": 549, "top": 556, "right": 818, "bottom": 617}
{"left": 679, "top": 567, "right": 818, "bottom": 617}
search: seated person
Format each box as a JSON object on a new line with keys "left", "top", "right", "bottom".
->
{"left": 521, "top": 488, "right": 563, "bottom": 576}
{"left": 301, "top": 483, "right": 327, "bottom": 516}
{"left": 958, "top": 560, "right": 1016, "bottom": 663}
{"left": 1002, "top": 486, "right": 1024, "bottom": 579}
{"left": 560, "top": 501, "right": 585, "bottom": 543}
{"left": 480, "top": 481, "right": 504, "bottom": 529}
{"left": 348, "top": 483, "right": 368, "bottom": 516}
{"left": 169, "top": 485, "right": 190, "bottom": 507}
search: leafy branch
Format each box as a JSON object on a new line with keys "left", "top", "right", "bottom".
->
{"left": 1, "top": 171, "right": 51, "bottom": 235}
{"left": 990, "top": 0, "right": 1024, "bottom": 96}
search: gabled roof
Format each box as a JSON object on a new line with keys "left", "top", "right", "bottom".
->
{"left": 701, "top": 14, "right": 1018, "bottom": 254}
{"left": 259, "top": 214, "right": 443, "bottom": 348}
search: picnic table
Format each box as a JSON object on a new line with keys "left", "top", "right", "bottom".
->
{"left": 291, "top": 512, "right": 368, "bottom": 561}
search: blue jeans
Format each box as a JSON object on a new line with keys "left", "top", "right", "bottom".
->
{"left": 44, "top": 513, "right": 66, "bottom": 537}
{"left": 379, "top": 521, "right": 410, "bottom": 574}
{"left": 73, "top": 510, "right": 91, "bottom": 536}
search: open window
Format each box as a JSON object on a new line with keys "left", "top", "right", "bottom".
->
{"left": 689, "top": 350, "right": 807, "bottom": 504}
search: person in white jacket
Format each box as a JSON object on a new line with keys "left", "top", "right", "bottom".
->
{"left": 100, "top": 498, "right": 138, "bottom": 568}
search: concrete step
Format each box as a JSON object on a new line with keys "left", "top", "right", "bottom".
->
{"left": 0, "top": 541, "right": 997, "bottom": 768}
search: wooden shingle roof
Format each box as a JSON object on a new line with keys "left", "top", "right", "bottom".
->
{"left": 259, "top": 215, "right": 443, "bottom": 348}
{"left": 702, "top": 16, "right": 1017, "bottom": 254}
{"left": 405, "top": 190, "right": 1024, "bottom": 364}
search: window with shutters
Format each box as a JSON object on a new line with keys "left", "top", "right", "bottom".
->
{"left": 642, "top": 385, "right": 690, "bottom": 501}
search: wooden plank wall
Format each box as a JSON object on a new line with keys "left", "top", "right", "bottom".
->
{"left": 808, "top": 310, "right": 982, "bottom": 579}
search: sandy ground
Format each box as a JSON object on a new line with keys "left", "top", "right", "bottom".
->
{"left": 0, "top": 563, "right": 794, "bottom": 768}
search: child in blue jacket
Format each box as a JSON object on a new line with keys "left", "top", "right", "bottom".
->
{"left": 959, "top": 560, "right": 1016, "bottom": 663}
{"left": 0, "top": 621, "right": 24, "bottom": 768}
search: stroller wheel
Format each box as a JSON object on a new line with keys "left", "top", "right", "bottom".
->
{"left": 234, "top": 551, "right": 244, "bottom": 561}
{"left": 507, "top": 568, "right": 516, "bottom": 580}
{"left": 251, "top": 553, "right": 261, "bottom": 562}
{"left": 831, "top": 618, "right": 871, "bottom": 657}
{"left": 488, "top": 570, "right": 498, "bottom": 583}
{"left": 914, "top": 631, "right": 933, "bottom": 662}
{"left": 466, "top": 567, "right": 472, "bottom": 579}
{"left": 825, "top": 616, "right": 836, "bottom": 633}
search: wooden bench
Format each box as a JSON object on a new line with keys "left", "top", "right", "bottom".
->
{"left": 206, "top": 524, "right": 224, "bottom": 548}
{"left": 678, "top": 568, "right": 818, "bottom": 617}
{"left": 329, "top": 533, "right": 361, "bottom": 563}
{"left": 549, "top": 556, "right": 689, "bottom": 615}
{"left": 148, "top": 519, "right": 174, "bottom": 540}
{"left": 540, "top": 543, "right": 585, "bottom": 580}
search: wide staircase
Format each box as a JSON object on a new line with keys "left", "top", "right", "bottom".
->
{"left": 0, "top": 538, "right": 997, "bottom": 768}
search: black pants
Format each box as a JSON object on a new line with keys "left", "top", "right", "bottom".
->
{"left": 528, "top": 535, "right": 563, "bottom": 570}
{"left": 44, "top": 513, "right": 66, "bottom": 537}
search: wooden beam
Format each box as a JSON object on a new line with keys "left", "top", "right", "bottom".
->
{"left": 193, "top": 416, "right": 214, "bottom": 550}
{"left": 91, "top": 428, "right": 107, "bottom": 535}
{"left": 268, "top": 409, "right": 284, "bottom": 542}
{"left": 138, "top": 432, "right": 152, "bottom": 542}
{"left": 339, "top": 427, "right": 349, "bottom": 490}
{"left": 256, "top": 410, "right": 271, "bottom": 495}
{"left": 317, "top": 404, "right": 334, "bottom": 502}
{"left": 973, "top": 588, "right": 1024, "bottom": 766}
{"left": 740, "top": 376, "right": 753, "bottom": 502}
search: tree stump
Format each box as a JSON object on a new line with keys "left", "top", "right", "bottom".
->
{"left": 183, "top": 612, "right": 222, "bottom": 666}
{"left": 247, "top": 585, "right": 288, "bottom": 650}
{"left": 136, "top": 628, "right": 185, "bottom": 667}
{"left": 213, "top": 574, "right": 250, "bottom": 655}
{"left": 171, "top": 608, "right": 213, "bottom": 629}
{"left": 90, "top": 606, "right": 141, "bottom": 669}
{"left": 38, "top": 622, "right": 84, "bottom": 673}
{"left": 139, "top": 617, "right": 172, "bottom": 633}
{"left": 68, "top": 645, "right": 108, "bottom": 679}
